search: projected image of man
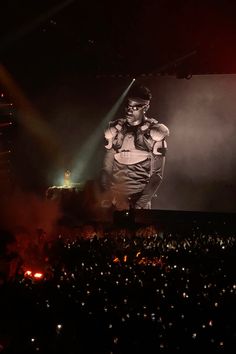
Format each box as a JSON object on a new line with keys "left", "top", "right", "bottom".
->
{"left": 101, "top": 85, "right": 169, "bottom": 210}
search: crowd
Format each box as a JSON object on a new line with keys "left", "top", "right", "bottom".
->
{"left": 0, "top": 221, "right": 236, "bottom": 353}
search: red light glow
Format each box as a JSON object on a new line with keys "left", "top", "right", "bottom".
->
{"left": 34, "top": 273, "right": 43, "bottom": 279}
{"left": 24, "top": 270, "right": 44, "bottom": 280}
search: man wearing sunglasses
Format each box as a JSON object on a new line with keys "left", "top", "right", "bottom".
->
{"left": 101, "top": 84, "right": 169, "bottom": 210}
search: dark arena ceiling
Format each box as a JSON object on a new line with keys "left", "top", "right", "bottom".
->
{"left": 1, "top": 0, "right": 236, "bottom": 84}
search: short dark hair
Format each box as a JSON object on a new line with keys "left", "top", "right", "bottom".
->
{"left": 128, "top": 84, "right": 152, "bottom": 101}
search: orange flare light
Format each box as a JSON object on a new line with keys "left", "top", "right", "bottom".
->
{"left": 34, "top": 273, "right": 43, "bottom": 279}
{"left": 24, "top": 270, "right": 44, "bottom": 280}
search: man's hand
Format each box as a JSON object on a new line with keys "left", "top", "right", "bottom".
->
{"left": 112, "top": 194, "right": 130, "bottom": 211}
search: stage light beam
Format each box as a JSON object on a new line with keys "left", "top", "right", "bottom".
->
{"left": 71, "top": 79, "right": 135, "bottom": 181}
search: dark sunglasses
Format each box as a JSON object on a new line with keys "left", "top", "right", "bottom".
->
{"left": 126, "top": 104, "right": 147, "bottom": 111}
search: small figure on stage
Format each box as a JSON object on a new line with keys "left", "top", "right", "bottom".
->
{"left": 64, "top": 169, "right": 71, "bottom": 187}
{"left": 100, "top": 84, "right": 169, "bottom": 210}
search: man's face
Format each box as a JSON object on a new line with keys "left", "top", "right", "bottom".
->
{"left": 125, "top": 98, "right": 148, "bottom": 126}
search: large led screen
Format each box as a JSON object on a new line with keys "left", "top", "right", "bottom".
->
{"left": 13, "top": 74, "right": 236, "bottom": 213}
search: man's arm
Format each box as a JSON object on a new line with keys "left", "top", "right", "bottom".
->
{"left": 100, "top": 148, "right": 115, "bottom": 191}
{"left": 135, "top": 139, "right": 167, "bottom": 209}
